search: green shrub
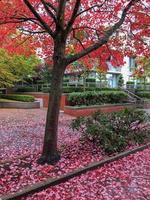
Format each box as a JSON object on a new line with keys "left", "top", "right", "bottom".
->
{"left": 43, "top": 83, "right": 50, "bottom": 87}
{"left": 0, "top": 94, "right": 35, "bottom": 102}
{"left": 36, "top": 80, "right": 45, "bottom": 84}
{"left": 95, "top": 88, "right": 121, "bottom": 92}
{"left": 63, "top": 78, "right": 70, "bottom": 83}
{"left": 126, "top": 81, "right": 135, "bottom": 84}
{"left": 143, "top": 82, "right": 150, "bottom": 85}
{"left": 85, "top": 78, "right": 96, "bottom": 82}
{"left": 71, "top": 109, "right": 150, "bottom": 154}
{"left": 68, "top": 91, "right": 128, "bottom": 106}
{"left": 42, "top": 87, "right": 50, "bottom": 93}
{"left": 43, "top": 86, "right": 121, "bottom": 94}
{"left": 16, "top": 86, "right": 36, "bottom": 92}
{"left": 136, "top": 91, "right": 150, "bottom": 98}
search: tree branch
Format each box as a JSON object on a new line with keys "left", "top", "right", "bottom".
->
{"left": 76, "top": 0, "right": 108, "bottom": 17}
{"left": 56, "top": 0, "right": 67, "bottom": 31}
{"left": 66, "top": 0, "right": 139, "bottom": 65}
{"left": 65, "top": 0, "right": 81, "bottom": 34}
{"left": 40, "top": 0, "right": 57, "bottom": 23}
{"left": 45, "top": 1, "right": 57, "bottom": 13}
{"left": 18, "top": 27, "right": 47, "bottom": 35}
{"left": 23, "top": 0, "right": 55, "bottom": 38}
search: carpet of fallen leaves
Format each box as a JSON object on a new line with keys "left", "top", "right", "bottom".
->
{"left": 0, "top": 109, "right": 104, "bottom": 196}
{"left": 0, "top": 109, "right": 149, "bottom": 199}
{"left": 26, "top": 148, "right": 150, "bottom": 200}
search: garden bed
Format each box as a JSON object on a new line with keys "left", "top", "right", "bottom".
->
{"left": 0, "top": 94, "right": 40, "bottom": 109}
{"left": 18, "top": 92, "right": 68, "bottom": 109}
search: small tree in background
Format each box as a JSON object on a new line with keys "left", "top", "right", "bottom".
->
{"left": 0, "top": 48, "right": 40, "bottom": 87}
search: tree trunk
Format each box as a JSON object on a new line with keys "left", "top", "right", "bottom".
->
{"left": 37, "top": 53, "right": 66, "bottom": 165}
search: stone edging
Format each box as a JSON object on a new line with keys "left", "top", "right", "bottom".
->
{"left": 1, "top": 143, "right": 150, "bottom": 200}
{"left": 65, "top": 103, "right": 134, "bottom": 110}
{"left": 0, "top": 101, "right": 40, "bottom": 109}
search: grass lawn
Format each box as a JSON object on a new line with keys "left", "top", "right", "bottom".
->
{"left": 0, "top": 98, "right": 18, "bottom": 102}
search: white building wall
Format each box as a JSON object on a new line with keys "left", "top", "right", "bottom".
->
{"left": 121, "top": 57, "right": 132, "bottom": 84}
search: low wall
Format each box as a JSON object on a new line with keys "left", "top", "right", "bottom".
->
{"left": 0, "top": 101, "right": 40, "bottom": 109}
{"left": 22, "top": 92, "right": 68, "bottom": 110}
{"left": 64, "top": 103, "right": 136, "bottom": 117}
{"left": 18, "top": 92, "right": 150, "bottom": 112}
{"left": 144, "top": 103, "right": 150, "bottom": 109}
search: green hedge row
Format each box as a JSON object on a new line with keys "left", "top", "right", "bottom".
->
{"left": 126, "top": 81, "right": 134, "bottom": 84}
{"left": 42, "top": 87, "right": 121, "bottom": 93}
{"left": 137, "top": 82, "right": 150, "bottom": 85}
{"left": 136, "top": 91, "right": 150, "bottom": 98}
{"left": 68, "top": 91, "right": 128, "bottom": 106}
{"left": 85, "top": 78, "right": 96, "bottom": 82}
{"left": 0, "top": 94, "right": 35, "bottom": 102}
{"left": 16, "top": 86, "right": 37, "bottom": 92}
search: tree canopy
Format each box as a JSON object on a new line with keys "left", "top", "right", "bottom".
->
{"left": 0, "top": 0, "right": 149, "bottom": 69}
{"left": 0, "top": 48, "right": 40, "bottom": 87}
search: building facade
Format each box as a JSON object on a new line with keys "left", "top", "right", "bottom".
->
{"left": 64, "top": 57, "right": 138, "bottom": 88}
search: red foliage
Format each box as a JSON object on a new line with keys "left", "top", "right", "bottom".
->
{"left": 0, "top": 0, "right": 149, "bottom": 65}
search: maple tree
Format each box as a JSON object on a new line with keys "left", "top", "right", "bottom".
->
{"left": 0, "top": 0, "right": 149, "bottom": 164}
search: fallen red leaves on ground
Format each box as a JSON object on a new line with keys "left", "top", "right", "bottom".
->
{"left": 0, "top": 109, "right": 149, "bottom": 199}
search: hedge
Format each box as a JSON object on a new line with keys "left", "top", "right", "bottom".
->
{"left": 68, "top": 91, "right": 128, "bottom": 106}
{"left": 16, "top": 86, "right": 36, "bottom": 92}
{"left": 136, "top": 91, "right": 150, "bottom": 98}
{"left": 62, "top": 87, "right": 121, "bottom": 94}
{"left": 42, "top": 87, "right": 121, "bottom": 93}
{"left": 63, "top": 78, "right": 70, "bottom": 83}
{"left": 137, "top": 82, "right": 150, "bottom": 85}
{"left": 126, "top": 81, "right": 134, "bottom": 84}
{"left": 85, "top": 78, "right": 96, "bottom": 82}
{"left": 0, "top": 94, "right": 35, "bottom": 102}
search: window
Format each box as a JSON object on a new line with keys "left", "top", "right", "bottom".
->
{"left": 129, "top": 57, "right": 137, "bottom": 71}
